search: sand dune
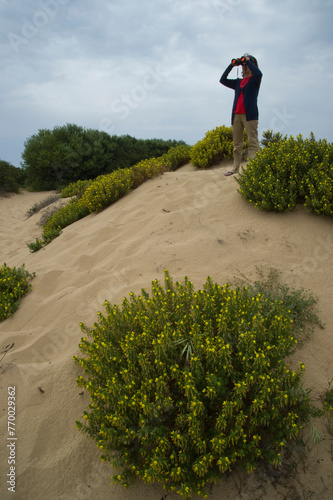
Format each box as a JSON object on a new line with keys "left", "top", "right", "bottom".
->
{"left": 0, "top": 162, "right": 333, "bottom": 499}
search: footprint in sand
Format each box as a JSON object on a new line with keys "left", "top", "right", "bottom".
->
{"left": 237, "top": 229, "right": 255, "bottom": 240}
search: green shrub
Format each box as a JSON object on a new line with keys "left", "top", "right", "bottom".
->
{"left": 42, "top": 198, "right": 89, "bottom": 236}
{"left": 130, "top": 158, "right": 166, "bottom": 189}
{"left": 27, "top": 238, "right": 44, "bottom": 253}
{"left": 237, "top": 133, "right": 333, "bottom": 214}
{"left": 74, "top": 269, "right": 323, "bottom": 499}
{"left": 81, "top": 168, "right": 134, "bottom": 213}
{"left": 60, "top": 179, "right": 93, "bottom": 199}
{"left": 161, "top": 144, "right": 192, "bottom": 170}
{"left": 0, "top": 160, "right": 25, "bottom": 194}
{"left": 236, "top": 135, "right": 305, "bottom": 212}
{"left": 190, "top": 125, "right": 246, "bottom": 169}
{"left": 0, "top": 263, "right": 35, "bottom": 321}
{"left": 260, "top": 129, "right": 285, "bottom": 147}
{"left": 300, "top": 137, "right": 333, "bottom": 215}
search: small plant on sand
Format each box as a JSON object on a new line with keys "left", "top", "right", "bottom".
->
{"left": 74, "top": 269, "right": 324, "bottom": 499}
{"left": 0, "top": 263, "right": 35, "bottom": 321}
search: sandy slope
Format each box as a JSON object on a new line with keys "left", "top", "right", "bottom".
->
{"left": 0, "top": 162, "right": 332, "bottom": 500}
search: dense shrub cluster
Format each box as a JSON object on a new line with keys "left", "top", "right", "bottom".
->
{"left": 22, "top": 123, "right": 187, "bottom": 190}
{"left": 74, "top": 270, "right": 323, "bottom": 499}
{"left": 0, "top": 263, "right": 35, "bottom": 321}
{"left": 190, "top": 125, "right": 247, "bottom": 169}
{"left": 0, "top": 160, "right": 25, "bottom": 194}
{"left": 27, "top": 145, "right": 191, "bottom": 251}
{"left": 237, "top": 133, "right": 333, "bottom": 215}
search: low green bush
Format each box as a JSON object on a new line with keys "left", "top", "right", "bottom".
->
{"left": 81, "top": 168, "right": 133, "bottom": 213}
{"left": 0, "top": 160, "right": 25, "bottom": 194}
{"left": 60, "top": 179, "right": 93, "bottom": 199}
{"left": 131, "top": 158, "right": 166, "bottom": 189}
{"left": 301, "top": 148, "right": 333, "bottom": 215}
{"left": 42, "top": 198, "right": 89, "bottom": 236}
{"left": 237, "top": 133, "right": 333, "bottom": 215}
{"left": 74, "top": 269, "right": 324, "bottom": 499}
{"left": 161, "top": 144, "right": 192, "bottom": 171}
{"left": 190, "top": 125, "right": 247, "bottom": 169}
{"left": 0, "top": 263, "right": 35, "bottom": 321}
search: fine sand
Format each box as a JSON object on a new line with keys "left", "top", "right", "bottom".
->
{"left": 0, "top": 161, "right": 333, "bottom": 500}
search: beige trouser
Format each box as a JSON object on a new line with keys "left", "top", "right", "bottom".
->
{"left": 232, "top": 114, "right": 259, "bottom": 173}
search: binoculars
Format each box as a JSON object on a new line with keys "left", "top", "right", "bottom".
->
{"left": 231, "top": 56, "right": 247, "bottom": 66}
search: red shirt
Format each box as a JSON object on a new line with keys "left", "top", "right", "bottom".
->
{"left": 234, "top": 76, "right": 252, "bottom": 114}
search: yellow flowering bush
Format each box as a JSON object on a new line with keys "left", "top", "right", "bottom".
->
{"left": 190, "top": 125, "right": 247, "bottom": 169}
{"left": 0, "top": 263, "right": 35, "bottom": 321}
{"left": 81, "top": 168, "right": 133, "bottom": 212}
{"left": 130, "top": 157, "right": 166, "bottom": 189}
{"left": 60, "top": 179, "right": 93, "bottom": 198}
{"left": 161, "top": 144, "right": 192, "bottom": 171}
{"left": 237, "top": 133, "right": 333, "bottom": 214}
{"left": 74, "top": 270, "right": 323, "bottom": 499}
{"left": 301, "top": 137, "right": 333, "bottom": 215}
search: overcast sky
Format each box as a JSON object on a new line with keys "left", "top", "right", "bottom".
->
{"left": 1, "top": 0, "right": 332, "bottom": 168}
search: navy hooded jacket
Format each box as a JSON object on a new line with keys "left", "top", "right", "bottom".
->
{"left": 220, "top": 60, "right": 262, "bottom": 124}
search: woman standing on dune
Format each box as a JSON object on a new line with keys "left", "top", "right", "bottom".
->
{"left": 220, "top": 53, "right": 263, "bottom": 176}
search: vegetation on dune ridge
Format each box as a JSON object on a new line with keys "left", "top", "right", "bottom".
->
{"left": 20, "top": 126, "right": 333, "bottom": 252}
{"left": 27, "top": 144, "right": 192, "bottom": 252}
{"left": 0, "top": 160, "right": 26, "bottom": 195}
